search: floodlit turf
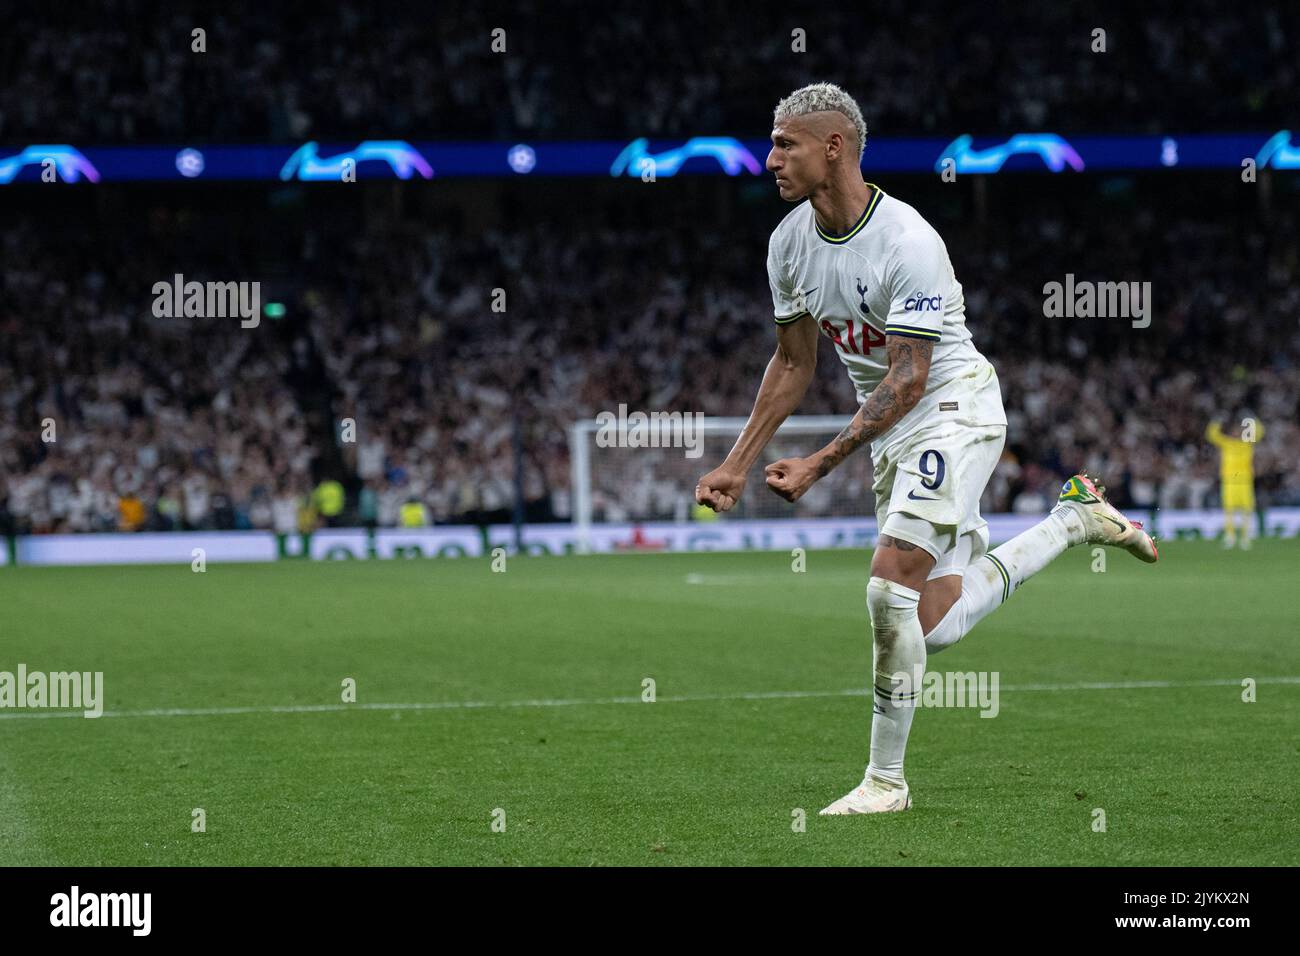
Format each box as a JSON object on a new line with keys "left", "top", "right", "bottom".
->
{"left": 0, "top": 539, "right": 1296, "bottom": 866}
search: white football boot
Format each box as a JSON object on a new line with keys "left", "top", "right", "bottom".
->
{"left": 819, "top": 775, "right": 912, "bottom": 815}
{"left": 1053, "top": 473, "right": 1158, "bottom": 563}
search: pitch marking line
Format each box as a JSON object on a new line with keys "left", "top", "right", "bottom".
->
{"left": 0, "top": 677, "right": 1296, "bottom": 722}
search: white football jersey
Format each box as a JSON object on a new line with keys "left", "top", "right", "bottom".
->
{"left": 767, "top": 184, "right": 1005, "bottom": 450}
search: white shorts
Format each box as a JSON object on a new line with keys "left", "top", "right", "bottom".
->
{"left": 872, "top": 422, "right": 1007, "bottom": 579}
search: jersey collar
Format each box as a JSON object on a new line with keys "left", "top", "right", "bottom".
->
{"left": 814, "top": 183, "right": 884, "bottom": 245}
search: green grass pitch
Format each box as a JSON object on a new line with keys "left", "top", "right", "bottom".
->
{"left": 1, "top": 539, "right": 1295, "bottom": 866}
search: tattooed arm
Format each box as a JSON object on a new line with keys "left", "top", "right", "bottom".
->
{"left": 814, "top": 335, "right": 933, "bottom": 476}
{"left": 764, "top": 335, "right": 933, "bottom": 502}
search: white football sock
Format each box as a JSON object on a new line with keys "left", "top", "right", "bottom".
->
{"left": 923, "top": 560, "right": 1002, "bottom": 653}
{"left": 925, "top": 506, "right": 1086, "bottom": 653}
{"left": 864, "top": 577, "right": 925, "bottom": 788}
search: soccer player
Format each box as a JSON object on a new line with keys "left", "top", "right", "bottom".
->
{"left": 694, "top": 83, "right": 1158, "bottom": 814}
{"left": 1206, "top": 417, "right": 1261, "bottom": 549}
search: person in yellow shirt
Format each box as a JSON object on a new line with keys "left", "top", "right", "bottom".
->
{"left": 296, "top": 492, "right": 319, "bottom": 534}
{"left": 399, "top": 497, "right": 428, "bottom": 527}
{"left": 313, "top": 479, "right": 346, "bottom": 528}
{"left": 1206, "top": 418, "right": 1262, "bottom": 549}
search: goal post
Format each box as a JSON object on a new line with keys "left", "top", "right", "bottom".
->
{"left": 569, "top": 414, "right": 877, "bottom": 552}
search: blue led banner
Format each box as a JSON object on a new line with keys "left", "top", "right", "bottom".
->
{"left": 0, "top": 132, "right": 1295, "bottom": 184}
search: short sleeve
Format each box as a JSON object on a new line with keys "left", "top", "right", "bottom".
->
{"left": 767, "top": 234, "right": 804, "bottom": 324}
{"left": 884, "top": 228, "right": 949, "bottom": 342}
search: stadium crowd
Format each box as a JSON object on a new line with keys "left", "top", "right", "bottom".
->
{"left": 0, "top": 1, "right": 1295, "bottom": 144}
{"left": 2, "top": 185, "right": 1297, "bottom": 534}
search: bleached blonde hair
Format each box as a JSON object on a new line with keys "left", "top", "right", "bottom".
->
{"left": 774, "top": 82, "right": 867, "bottom": 160}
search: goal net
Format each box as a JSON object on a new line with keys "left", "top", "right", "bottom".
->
{"left": 568, "top": 415, "right": 877, "bottom": 549}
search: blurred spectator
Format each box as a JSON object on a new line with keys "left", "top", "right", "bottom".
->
{"left": 118, "top": 492, "right": 145, "bottom": 531}
{"left": 313, "top": 478, "right": 346, "bottom": 527}
{"left": 399, "top": 497, "right": 429, "bottom": 528}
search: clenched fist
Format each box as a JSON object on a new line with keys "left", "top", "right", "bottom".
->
{"left": 764, "top": 456, "right": 821, "bottom": 503}
{"left": 695, "top": 467, "right": 747, "bottom": 512}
